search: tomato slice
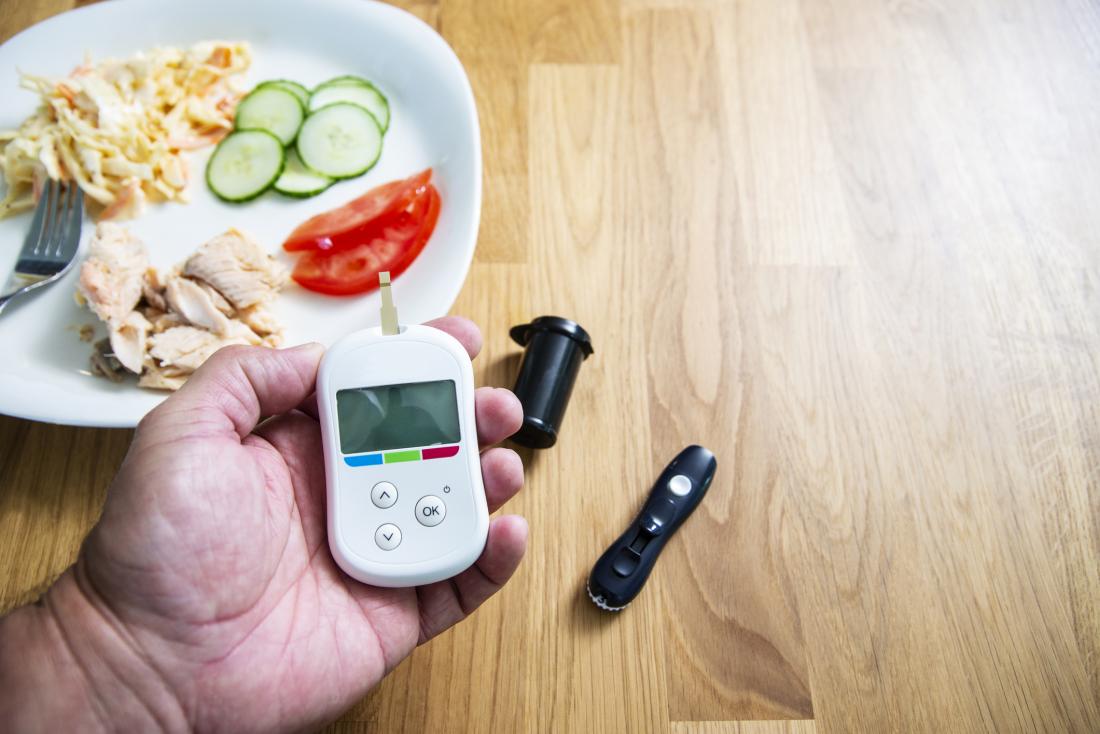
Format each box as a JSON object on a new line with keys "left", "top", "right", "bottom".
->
{"left": 383, "top": 184, "right": 440, "bottom": 278}
{"left": 282, "top": 168, "right": 432, "bottom": 253}
{"left": 291, "top": 183, "right": 441, "bottom": 296}
{"left": 286, "top": 182, "right": 426, "bottom": 255}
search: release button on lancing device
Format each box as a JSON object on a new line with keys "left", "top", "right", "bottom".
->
{"left": 667, "top": 474, "right": 692, "bottom": 496}
{"left": 415, "top": 495, "right": 446, "bottom": 527}
{"left": 375, "top": 523, "right": 401, "bottom": 550}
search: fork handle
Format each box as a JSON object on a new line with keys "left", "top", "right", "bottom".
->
{"left": 0, "top": 274, "right": 27, "bottom": 315}
{"left": 0, "top": 275, "right": 35, "bottom": 315}
{"left": 0, "top": 271, "right": 47, "bottom": 317}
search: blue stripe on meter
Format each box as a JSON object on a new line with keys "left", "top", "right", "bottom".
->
{"left": 344, "top": 453, "right": 383, "bottom": 467}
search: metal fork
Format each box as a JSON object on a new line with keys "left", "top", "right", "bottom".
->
{"left": 0, "top": 180, "right": 84, "bottom": 316}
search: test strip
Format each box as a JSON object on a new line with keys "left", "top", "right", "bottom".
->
{"left": 379, "top": 271, "right": 399, "bottom": 336}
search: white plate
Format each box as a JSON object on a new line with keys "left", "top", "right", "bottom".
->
{"left": 0, "top": 0, "right": 481, "bottom": 427}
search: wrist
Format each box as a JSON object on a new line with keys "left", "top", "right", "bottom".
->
{"left": 0, "top": 567, "right": 187, "bottom": 732}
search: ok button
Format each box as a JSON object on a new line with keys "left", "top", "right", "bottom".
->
{"left": 415, "top": 495, "right": 446, "bottom": 527}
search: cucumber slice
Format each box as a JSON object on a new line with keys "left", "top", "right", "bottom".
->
{"left": 323, "top": 74, "right": 378, "bottom": 86}
{"left": 256, "top": 79, "right": 310, "bottom": 107}
{"left": 308, "top": 77, "right": 390, "bottom": 132}
{"left": 235, "top": 86, "right": 305, "bottom": 146}
{"left": 274, "top": 150, "right": 333, "bottom": 198}
{"left": 295, "top": 103, "right": 383, "bottom": 180}
{"left": 206, "top": 130, "right": 285, "bottom": 202}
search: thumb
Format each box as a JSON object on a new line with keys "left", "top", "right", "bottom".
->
{"left": 141, "top": 342, "right": 325, "bottom": 440}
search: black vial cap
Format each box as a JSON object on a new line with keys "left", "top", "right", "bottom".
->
{"left": 508, "top": 316, "right": 593, "bottom": 449}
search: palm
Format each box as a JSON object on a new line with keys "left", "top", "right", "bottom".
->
{"left": 79, "top": 319, "right": 525, "bottom": 732}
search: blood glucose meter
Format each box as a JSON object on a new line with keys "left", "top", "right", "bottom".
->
{"left": 317, "top": 273, "right": 489, "bottom": 587}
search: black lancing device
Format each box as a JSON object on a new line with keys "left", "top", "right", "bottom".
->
{"left": 587, "top": 445, "right": 717, "bottom": 611}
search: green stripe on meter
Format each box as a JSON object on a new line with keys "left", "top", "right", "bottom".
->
{"left": 383, "top": 450, "right": 420, "bottom": 464}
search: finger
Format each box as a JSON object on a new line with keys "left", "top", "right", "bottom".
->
{"left": 143, "top": 342, "right": 324, "bottom": 441}
{"left": 475, "top": 387, "right": 523, "bottom": 446}
{"left": 416, "top": 515, "right": 528, "bottom": 644}
{"left": 296, "top": 390, "right": 319, "bottom": 420}
{"left": 424, "top": 316, "right": 482, "bottom": 359}
{"left": 481, "top": 448, "right": 524, "bottom": 512}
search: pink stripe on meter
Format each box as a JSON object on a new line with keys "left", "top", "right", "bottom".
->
{"left": 422, "top": 445, "right": 460, "bottom": 460}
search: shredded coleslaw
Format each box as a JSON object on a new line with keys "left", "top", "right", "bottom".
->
{"left": 0, "top": 41, "right": 251, "bottom": 221}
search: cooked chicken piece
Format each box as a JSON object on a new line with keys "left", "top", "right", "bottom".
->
{"left": 76, "top": 223, "right": 287, "bottom": 391}
{"left": 223, "top": 318, "right": 263, "bottom": 346}
{"left": 147, "top": 310, "right": 186, "bottom": 333}
{"left": 142, "top": 268, "right": 167, "bottom": 311}
{"left": 164, "top": 276, "right": 231, "bottom": 334}
{"left": 148, "top": 325, "right": 251, "bottom": 373}
{"left": 137, "top": 365, "right": 188, "bottom": 391}
{"left": 89, "top": 339, "right": 125, "bottom": 383}
{"left": 76, "top": 222, "right": 147, "bottom": 325}
{"left": 108, "top": 310, "right": 151, "bottom": 374}
{"left": 237, "top": 303, "right": 282, "bottom": 340}
{"left": 199, "top": 282, "right": 235, "bottom": 316}
{"left": 158, "top": 363, "right": 192, "bottom": 378}
{"left": 182, "top": 229, "right": 287, "bottom": 310}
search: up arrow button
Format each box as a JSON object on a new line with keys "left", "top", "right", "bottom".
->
{"left": 371, "top": 481, "right": 398, "bottom": 509}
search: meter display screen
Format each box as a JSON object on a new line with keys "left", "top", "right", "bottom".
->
{"left": 336, "top": 380, "right": 461, "bottom": 454}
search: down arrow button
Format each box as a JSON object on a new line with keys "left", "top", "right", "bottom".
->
{"left": 375, "top": 523, "right": 401, "bottom": 551}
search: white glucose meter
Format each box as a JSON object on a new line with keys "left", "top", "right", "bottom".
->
{"left": 317, "top": 273, "right": 489, "bottom": 587}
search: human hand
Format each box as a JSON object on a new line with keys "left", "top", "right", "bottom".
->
{"left": 0, "top": 317, "right": 526, "bottom": 733}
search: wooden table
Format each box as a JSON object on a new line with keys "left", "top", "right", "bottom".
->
{"left": 2, "top": 1, "right": 1099, "bottom": 731}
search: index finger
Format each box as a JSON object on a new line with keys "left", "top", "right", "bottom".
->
{"left": 140, "top": 342, "right": 325, "bottom": 442}
{"left": 423, "top": 315, "right": 482, "bottom": 359}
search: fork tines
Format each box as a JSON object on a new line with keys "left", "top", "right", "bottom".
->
{"left": 20, "top": 179, "right": 85, "bottom": 273}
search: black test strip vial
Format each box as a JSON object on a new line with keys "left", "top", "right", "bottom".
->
{"left": 508, "top": 316, "right": 593, "bottom": 448}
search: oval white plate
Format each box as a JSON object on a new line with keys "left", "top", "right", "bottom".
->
{"left": 0, "top": 0, "right": 481, "bottom": 427}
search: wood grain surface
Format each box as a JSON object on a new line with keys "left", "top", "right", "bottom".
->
{"left": 2, "top": 0, "right": 1099, "bottom": 732}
